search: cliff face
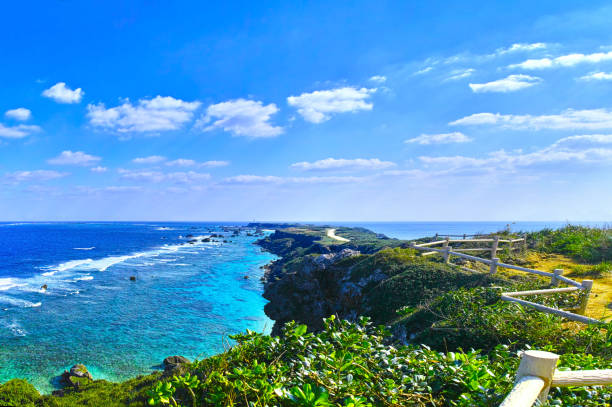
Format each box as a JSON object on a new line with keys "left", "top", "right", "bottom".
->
{"left": 257, "top": 227, "right": 496, "bottom": 336}
{"left": 262, "top": 248, "right": 369, "bottom": 335}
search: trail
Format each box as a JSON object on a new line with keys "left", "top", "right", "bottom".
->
{"left": 326, "top": 228, "right": 350, "bottom": 243}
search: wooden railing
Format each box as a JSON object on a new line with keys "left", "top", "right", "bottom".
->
{"left": 411, "top": 236, "right": 609, "bottom": 406}
{"left": 409, "top": 237, "right": 600, "bottom": 325}
{"left": 500, "top": 350, "right": 612, "bottom": 406}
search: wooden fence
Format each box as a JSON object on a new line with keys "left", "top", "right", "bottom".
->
{"left": 500, "top": 350, "right": 612, "bottom": 406}
{"left": 409, "top": 237, "right": 600, "bottom": 324}
{"left": 411, "top": 236, "right": 610, "bottom": 405}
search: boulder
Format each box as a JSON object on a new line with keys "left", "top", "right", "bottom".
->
{"left": 163, "top": 355, "right": 191, "bottom": 375}
{"left": 60, "top": 364, "right": 93, "bottom": 389}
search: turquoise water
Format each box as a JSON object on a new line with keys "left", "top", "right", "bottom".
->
{"left": 0, "top": 223, "right": 276, "bottom": 393}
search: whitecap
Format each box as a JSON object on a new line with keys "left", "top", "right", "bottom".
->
{"left": 0, "top": 295, "right": 42, "bottom": 308}
{"left": 74, "top": 247, "right": 95, "bottom": 250}
{"left": 0, "top": 278, "right": 26, "bottom": 292}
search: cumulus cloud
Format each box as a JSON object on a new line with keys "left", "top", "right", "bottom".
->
{"left": 87, "top": 96, "right": 201, "bottom": 133}
{"left": 579, "top": 72, "right": 612, "bottom": 81}
{"left": 509, "top": 50, "right": 612, "bottom": 70}
{"left": 451, "top": 109, "right": 612, "bottom": 131}
{"left": 132, "top": 155, "right": 166, "bottom": 164}
{"left": 90, "top": 166, "right": 108, "bottom": 173}
{"left": 369, "top": 75, "right": 387, "bottom": 83}
{"left": 419, "top": 134, "right": 612, "bottom": 171}
{"left": 469, "top": 74, "right": 542, "bottom": 93}
{"left": 118, "top": 169, "right": 211, "bottom": 184}
{"left": 42, "top": 82, "right": 84, "bottom": 103}
{"left": 290, "top": 158, "right": 395, "bottom": 171}
{"left": 4, "top": 170, "right": 68, "bottom": 183}
{"left": 5, "top": 108, "right": 31, "bottom": 121}
{"left": 287, "top": 87, "right": 376, "bottom": 123}
{"left": 406, "top": 132, "right": 473, "bottom": 145}
{"left": 222, "top": 175, "right": 365, "bottom": 185}
{"left": 0, "top": 123, "right": 41, "bottom": 139}
{"left": 197, "top": 99, "right": 282, "bottom": 138}
{"left": 47, "top": 151, "right": 101, "bottom": 166}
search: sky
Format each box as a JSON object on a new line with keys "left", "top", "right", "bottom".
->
{"left": 1, "top": 0, "right": 612, "bottom": 221}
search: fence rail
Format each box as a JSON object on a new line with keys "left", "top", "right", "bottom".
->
{"left": 500, "top": 351, "right": 612, "bottom": 407}
{"left": 409, "top": 236, "right": 599, "bottom": 325}
{"left": 411, "top": 235, "right": 608, "bottom": 406}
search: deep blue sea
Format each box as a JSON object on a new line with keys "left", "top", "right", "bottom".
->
{"left": 0, "top": 220, "right": 606, "bottom": 392}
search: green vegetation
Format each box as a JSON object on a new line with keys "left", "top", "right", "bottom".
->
{"left": 527, "top": 225, "right": 611, "bottom": 263}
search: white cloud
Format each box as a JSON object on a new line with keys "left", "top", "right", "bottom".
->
{"left": 4, "top": 170, "right": 68, "bottom": 183}
{"left": 222, "top": 175, "right": 364, "bottom": 185}
{"left": 419, "top": 134, "right": 612, "bottom": 171}
{"left": 118, "top": 169, "right": 211, "bottom": 184}
{"left": 132, "top": 155, "right": 167, "bottom": 164}
{"left": 494, "top": 43, "right": 547, "bottom": 55}
{"left": 469, "top": 74, "right": 542, "bottom": 93}
{"left": 47, "top": 151, "right": 101, "bottom": 166}
{"left": 87, "top": 96, "right": 201, "bottom": 133}
{"left": 166, "top": 158, "right": 197, "bottom": 167}
{"left": 369, "top": 75, "right": 387, "bottom": 83}
{"left": 197, "top": 99, "right": 282, "bottom": 138}
{"left": 287, "top": 87, "right": 376, "bottom": 123}
{"left": 199, "top": 160, "right": 229, "bottom": 168}
{"left": 446, "top": 68, "right": 475, "bottom": 81}
{"left": 414, "top": 66, "right": 433, "bottom": 75}
{"left": 5, "top": 108, "right": 31, "bottom": 121}
{"left": 290, "top": 158, "right": 396, "bottom": 171}
{"left": 166, "top": 158, "right": 230, "bottom": 168}
{"left": 406, "top": 132, "right": 473, "bottom": 145}
{"left": 509, "top": 50, "right": 612, "bottom": 70}
{"left": 451, "top": 109, "right": 612, "bottom": 130}
{"left": 0, "top": 123, "right": 41, "bottom": 139}
{"left": 579, "top": 72, "right": 612, "bottom": 81}
{"left": 42, "top": 82, "right": 84, "bottom": 103}
{"left": 90, "top": 166, "right": 108, "bottom": 173}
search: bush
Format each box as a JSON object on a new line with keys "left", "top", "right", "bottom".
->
{"left": 527, "top": 225, "right": 612, "bottom": 263}
{"left": 143, "top": 317, "right": 612, "bottom": 407}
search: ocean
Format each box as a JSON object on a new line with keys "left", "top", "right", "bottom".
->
{"left": 0, "top": 220, "right": 605, "bottom": 392}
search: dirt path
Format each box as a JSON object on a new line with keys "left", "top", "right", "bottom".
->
{"left": 523, "top": 253, "right": 612, "bottom": 320}
{"left": 326, "top": 228, "right": 350, "bottom": 242}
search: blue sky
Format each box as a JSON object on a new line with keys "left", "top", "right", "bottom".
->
{"left": 1, "top": 0, "right": 612, "bottom": 221}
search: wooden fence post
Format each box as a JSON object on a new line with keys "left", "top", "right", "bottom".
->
{"left": 443, "top": 245, "right": 452, "bottom": 264}
{"left": 442, "top": 236, "right": 450, "bottom": 248}
{"left": 491, "top": 236, "right": 500, "bottom": 259}
{"left": 489, "top": 257, "right": 499, "bottom": 274}
{"left": 577, "top": 280, "right": 593, "bottom": 315}
{"left": 551, "top": 269, "right": 563, "bottom": 287}
{"left": 500, "top": 350, "right": 559, "bottom": 406}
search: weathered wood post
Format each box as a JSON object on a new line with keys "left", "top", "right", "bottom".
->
{"left": 551, "top": 269, "right": 563, "bottom": 287}
{"left": 577, "top": 279, "right": 593, "bottom": 315}
{"left": 489, "top": 257, "right": 499, "bottom": 274}
{"left": 500, "top": 350, "right": 559, "bottom": 407}
{"left": 443, "top": 245, "right": 452, "bottom": 264}
{"left": 491, "top": 236, "right": 500, "bottom": 259}
{"left": 442, "top": 236, "right": 450, "bottom": 248}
